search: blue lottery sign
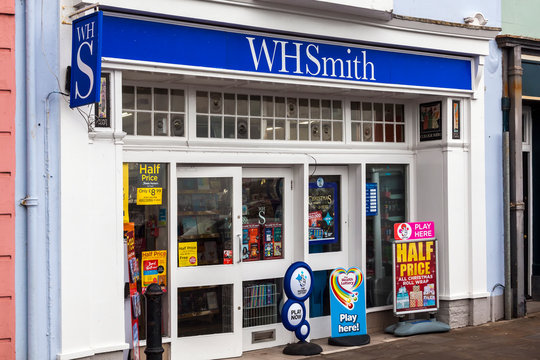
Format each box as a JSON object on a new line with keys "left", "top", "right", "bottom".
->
{"left": 329, "top": 267, "right": 367, "bottom": 338}
{"left": 366, "top": 183, "right": 378, "bottom": 216}
{"left": 282, "top": 262, "right": 313, "bottom": 341}
{"left": 70, "top": 11, "right": 102, "bottom": 108}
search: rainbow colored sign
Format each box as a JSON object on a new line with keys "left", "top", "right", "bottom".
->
{"left": 329, "top": 267, "right": 367, "bottom": 338}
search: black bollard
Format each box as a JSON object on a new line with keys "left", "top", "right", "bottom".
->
{"left": 144, "top": 283, "right": 164, "bottom": 360}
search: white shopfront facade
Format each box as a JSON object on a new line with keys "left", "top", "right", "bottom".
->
{"left": 58, "top": 2, "right": 497, "bottom": 359}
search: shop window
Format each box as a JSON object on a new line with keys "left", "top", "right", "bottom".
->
{"left": 195, "top": 91, "right": 343, "bottom": 141}
{"left": 124, "top": 163, "right": 169, "bottom": 339}
{"left": 351, "top": 102, "right": 405, "bottom": 143}
{"left": 242, "top": 278, "right": 283, "bottom": 327}
{"left": 308, "top": 175, "right": 341, "bottom": 254}
{"left": 122, "top": 86, "right": 186, "bottom": 137}
{"left": 365, "top": 164, "right": 407, "bottom": 308}
{"left": 309, "top": 270, "right": 332, "bottom": 318}
{"left": 242, "top": 178, "right": 284, "bottom": 261}
{"left": 177, "top": 285, "right": 233, "bottom": 337}
{"left": 177, "top": 178, "right": 233, "bottom": 266}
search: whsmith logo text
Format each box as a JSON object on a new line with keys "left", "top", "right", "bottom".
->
{"left": 246, "top": 37, "right": 376, "bottom": 81}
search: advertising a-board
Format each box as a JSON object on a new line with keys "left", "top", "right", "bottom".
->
{"left": 393, "top": 222, "right": 438, "bottom": 315}
{"left": 329, "top": 267, "right": 367, "bottom": 338}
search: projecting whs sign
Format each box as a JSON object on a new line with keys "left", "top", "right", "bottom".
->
{"left": 70, "top": 11, "right": 102, "bottom": 108}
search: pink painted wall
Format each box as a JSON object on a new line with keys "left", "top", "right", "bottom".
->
{"left": 0, "top": 0, "right": 16, "bottom": 358}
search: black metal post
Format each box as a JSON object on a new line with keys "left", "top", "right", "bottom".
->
{"left": 144, "top": 283, "right": 164, "bottom": 360}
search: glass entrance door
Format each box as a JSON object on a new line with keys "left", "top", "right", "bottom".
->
{"left": 306, "top": 166, "right": 349, "bottom": 339}
{"left": 172, "top": 167, "right": 242, "bottom": 359}
{"left": 240, "top": 168, "right": 294, "bottom": 351}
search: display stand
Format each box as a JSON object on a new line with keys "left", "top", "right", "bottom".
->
{"left": 283, "top": 341, "right": 323, "bottom": 356}
{"left": 281, "top": 262, "right": 322, "bottom": 357}
{"left": 385, "top": 315, "right": 450, "bottom": 336}
{"left": 387, "top": 222, "right": 450, "bottom": 337}
{"left": 328, "top": 334, "right": 370, "bottom": 346}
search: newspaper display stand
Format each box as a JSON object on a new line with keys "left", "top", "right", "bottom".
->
{"left": 385, "top": 222, "right": 450, "bottom": 336}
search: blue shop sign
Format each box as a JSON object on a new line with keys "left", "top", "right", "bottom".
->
{"left": 70, "top": 11, "right": 102, "bottom": 108}
{"left": 95, "top": 12, "right": 471, "bottom": 91}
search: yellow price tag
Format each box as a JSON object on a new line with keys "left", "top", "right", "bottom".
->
{"left": 137, "top": 188, "right": 163, "bottom": 205}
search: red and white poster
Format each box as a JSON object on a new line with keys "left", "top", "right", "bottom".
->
{"left": 393, "top": 222, "right": 438, "bottom": 315}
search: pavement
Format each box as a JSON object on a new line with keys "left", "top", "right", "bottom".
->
{"left": 237, "top": 301, "right": 540, "bottom": 360}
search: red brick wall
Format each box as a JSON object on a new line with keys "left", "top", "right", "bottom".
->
{"left": 0, "top": 0, "right": 16, "bottom": 358}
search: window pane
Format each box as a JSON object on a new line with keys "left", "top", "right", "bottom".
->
{"left": 308, "top": 175, "right": 341, "bottom": 253}
{"left": 396, "top": 124, "right": 405, "bottom": 142}
{"left": 299, "top": 98, "right": 309, "bottom": 118}
{"left": 366, "top": 164, "right": 407, "bottom": 308}
{"left": 275, "top": 97, "right": 286, "bottom": 117}
{"left": 322, "top": 121, "right": 332, "bottom": 142}
{"left": 332, "top": 100, "right": 342, "bottom": 120}
{"left": 242, "top": 178, "right": 284, "bottom": 262}
{"left": 154, "top": 88, "right": 168, "bottom": 111}
{"left": 263, "top": 119, "right": 274, "bottom": 140}
{"left": 287, "top": 98, "right": 298, "bottom": 118}
{"left": 351, "top": 102, "right": 361, "bottom": 121}
{"left": 396, "top": 104, "right": 404, "bottom": 122}
{"left": 288, "top": 120, "right": 298, "bottom": 140}
{"left": 196, "top": 115, "right": 208, "bottom": 138}
{"left": 385, "top": 103, "right": 394, "bottom": 122}
{"left": 210, "top": 116, "right": 222, "bottom": 138}
{"left": 363, "top": 123, "right": 373, "bottom": 142}
{"left": 224, "top": 93, "right": 236, "bottom": 115}
{"left": 333, "top": 122, "right": 342, "bottom": 142}
{"left": 126, "top": 163, "right": 169, "bottom": 339}
{"left": 299, "top": 121, "right": 309, "bottom": 141}
{"left": 362, "top": 102, "right": 372, "bottom": 121}
{"left": 137, "top": 87, "right": 152, "bottom": 110}
{"left": 243, "top": 279, "right": 283, "bottom": 327}
{"left": 210, "top": 93, "right": 222, "bottom": 114}
{"left": 237, "top": 118, "right": 248, "bottom": 139}
{"left": 137, "top": 112, "right": 152, "bottom": 135}
{"left": 310, "top": 99, "right": 320, "bottom": 119}
{"left": 196, "top": 91, "right": 208, "bottom": 113}
{"left": 310, "top": 120, "right": 321, "bottom": 141}
{"left": 177, "top": 177, "right": 234, "bottom": 266}
{"left": 154, "top": 113, "right": 168, "bottom": 136}
{"left": 352, "top": 122, "right": 361, "bottom": 141}
{"left": 171, "top": 115, "right": 184, "bottom": 137}
{"left": 374, "top": 103, "right": 383, "bottom": 122}
{"left": 275, "top": 119, "right": 285, "bottom": 140}
{"left": 178, "top": 285, "right": 233, "bottom": 337}
{"left": 171, "top": 89, "right": 185, "bottom": 112}
{"left": 224, "top": 117, "right": 235, "bottom": 139}
{"left": 250, "top": 118, "right": 261, "bottom": 139}
{"left": 385, "top": 124, "right": 394, "bottom": 142}
{"left": 237, "top": 95, "right": 248, "bottom": 116}
{"left": 122, "top": 86, "right": 135, "bottom": 109}
{"left": 263, "top": 96, "right": 274, "bottom": 117}
{"left": 250, "top": 95, "right": 261, "bottom": 117}
{"left": 123, "top": 113, "right": 134, "bottom": 135}
{"left": 321, "top": 100, "right": 331, "bottom": 119}
{"left": 375, "top": 123, "right": 383, "bottom": 142}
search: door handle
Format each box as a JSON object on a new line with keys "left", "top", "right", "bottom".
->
{"left": 237, "top": 234, "right": 242, "bottom": 264}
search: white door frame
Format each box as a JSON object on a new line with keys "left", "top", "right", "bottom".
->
{"left": 171, "top": 166, "right": 243, "bottom": 359}
{"left": 240, "top": 167, "right": 295, "bottom": 351}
